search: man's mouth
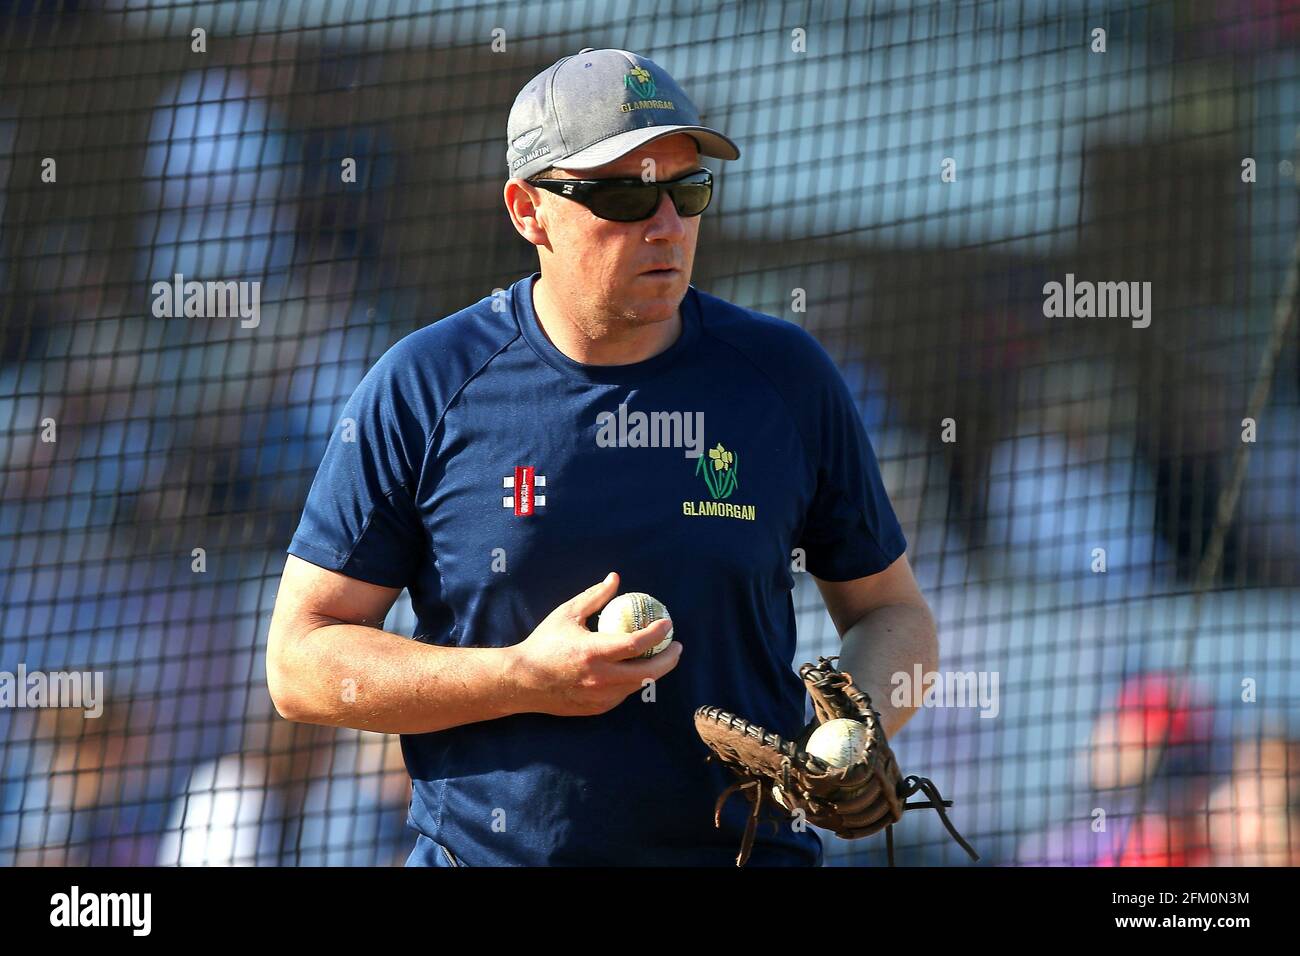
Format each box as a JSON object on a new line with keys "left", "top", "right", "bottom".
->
{"left": 641, "top": 267, "right": 679, "bottom": 276}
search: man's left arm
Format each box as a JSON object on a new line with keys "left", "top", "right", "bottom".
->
{"left": 814, "top": 553, "right": 937, "bottom": 738}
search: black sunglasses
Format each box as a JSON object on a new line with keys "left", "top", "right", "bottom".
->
{"left": 528, "top": 167, "right": 713, "bottom": 222}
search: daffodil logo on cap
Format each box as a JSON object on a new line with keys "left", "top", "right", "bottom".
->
{"left": 625, "top": 66, "right": 656, "bottom": 99}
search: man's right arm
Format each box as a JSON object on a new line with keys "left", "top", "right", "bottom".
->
{"left": 266, "top": 555, "right": 519, "bottom": 733}
{"left": 265, "top": 557, "right": 680, "bottom": 734}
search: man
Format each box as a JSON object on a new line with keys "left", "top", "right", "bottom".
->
{"left": 268, "top": 47, "right": 937, "bottom": 866}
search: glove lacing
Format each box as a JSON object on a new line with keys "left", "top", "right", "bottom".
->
{"left": 889, "top": 773, "right": 980, "bottom": 866}
{"left": 712, "top": 760, "right": 980, "bottom": 867}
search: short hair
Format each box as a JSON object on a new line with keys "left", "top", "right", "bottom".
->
{"left": 528, "top": 166, "right": 573, "bottom": 181}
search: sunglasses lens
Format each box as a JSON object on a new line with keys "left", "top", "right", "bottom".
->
{"left": 670, "top": 179, "right": 712, "bottom": 216}
{"left": 588, "top": 186, "right": 660, "bottom": 222}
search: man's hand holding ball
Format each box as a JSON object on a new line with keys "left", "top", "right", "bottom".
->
{"left": 507, "top": 572, "right": 680, "bottom": 717}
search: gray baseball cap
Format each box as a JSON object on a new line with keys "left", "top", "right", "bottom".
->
{"left": 506, "top": 47, "right": 741, "bottom": 181}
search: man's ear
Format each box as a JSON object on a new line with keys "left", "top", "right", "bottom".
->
{"left": 505, "top": 178, "right": 548, "bottom": 243}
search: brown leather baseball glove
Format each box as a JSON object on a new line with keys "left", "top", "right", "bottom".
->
{"left": 694, "top": 655, "right": 979, "bottom": 866}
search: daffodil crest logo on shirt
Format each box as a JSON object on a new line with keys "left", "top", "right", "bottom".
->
{"left": 683, "top": 442, "right": 755, "bottom": 521}
{"left": 696, "top": 442, "right": 737, "bottom": 499}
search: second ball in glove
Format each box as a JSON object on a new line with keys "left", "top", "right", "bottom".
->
{"left": 694, "top": 655, "right": 980, "bottom": 866}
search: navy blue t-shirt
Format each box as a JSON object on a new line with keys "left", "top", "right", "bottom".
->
{"left": 287, "top": 271, "right": 906, "bottom": 866}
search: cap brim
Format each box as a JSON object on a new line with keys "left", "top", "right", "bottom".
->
{"left": 554, "top": 125, "right": 741, "bottom": 171}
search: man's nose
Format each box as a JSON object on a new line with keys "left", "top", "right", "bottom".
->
{"left": 644, "top": 190, "right": 686, "bottom": 238}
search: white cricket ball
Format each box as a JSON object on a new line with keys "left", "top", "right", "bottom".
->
{"left": 805, "top": 718, "right": 869, "bottom": 768}
{"left": 597, "top": 592, "right": 673, "bottom": 658}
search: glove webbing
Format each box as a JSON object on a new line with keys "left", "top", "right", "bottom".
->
{"left": 712, "top": 761, "right": 981, "bottom": 866}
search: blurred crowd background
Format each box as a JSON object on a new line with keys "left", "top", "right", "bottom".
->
{"left": 1, "top": 0, "right": 1298, "bottom": 866}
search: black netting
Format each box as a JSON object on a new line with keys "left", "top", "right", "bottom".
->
{"left": 2, "top": 0, "right": 1298, "bottom": 867}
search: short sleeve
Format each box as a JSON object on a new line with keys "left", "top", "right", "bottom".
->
{"left": 796, "top": 349, "right": 907, "bottom": 581}
{"left": 287, "top": 343, "right": 428, "bottom": 588}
